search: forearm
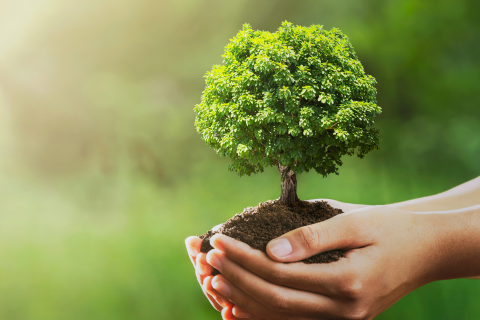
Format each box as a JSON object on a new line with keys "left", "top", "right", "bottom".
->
{"left": 316, "top": 177, "right": 480, "bottom": 213}
{"left": 381, "top": 177, "right": 480, "bottom": 279}
{"left": 427, "top": 204, "right": 480, "bottom": 281}
{"left": 390, "top": 176, "right": 480, "bottom": 212}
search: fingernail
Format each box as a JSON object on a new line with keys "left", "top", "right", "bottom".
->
{"left": 196, "top": 260, "right": 210, "bottom": 275}
{"left": 213, "top": 294, "right": 232, "bottom": 308}
{"left": 268, "top": 238, "right": 292, "bottom": 258}
{"left": 210, "top": 235, "right": 225, "bottom": 251}
{"left": 212, "top": 279, "right": 231, "bottom": 298}
{"left": 208, "top": 254, "right": 223, "bottom": 272}
{"left": 187, "top": 245, "right": 199, "bottom": 257}
{"left": 233, "top": 307, "right": 252, "bottom": 318}
{"left": 202, "top": 276, "right": 212, "bottom": 291}
{"left": 198, "top": 263, "right": 211, "bottom": 275}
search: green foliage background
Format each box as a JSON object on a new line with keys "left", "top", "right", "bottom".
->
{"left": 0, "top": 0, "right": 479, "bottom": 319}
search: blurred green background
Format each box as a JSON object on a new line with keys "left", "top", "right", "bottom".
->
{"left": 0, "top": 0, "right": 479, "bottom": 319}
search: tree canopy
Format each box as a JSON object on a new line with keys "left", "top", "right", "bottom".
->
{"left": 195, "top": 21, "right": 381, "bottom": 177}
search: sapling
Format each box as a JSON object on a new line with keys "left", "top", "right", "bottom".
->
{"left": 195, "top": 22, "right": 381, "bottom": 204}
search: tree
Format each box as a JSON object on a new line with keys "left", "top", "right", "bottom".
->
{"left": 195, "top": 22, "right": 381, "bottom": 203}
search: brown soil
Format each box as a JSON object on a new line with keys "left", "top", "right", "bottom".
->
{"left": 200, "top": 200, "right": 344, "bottom": 275}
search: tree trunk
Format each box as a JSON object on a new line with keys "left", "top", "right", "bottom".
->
{"left": 278, "top": 164, "right": 299, "bottom": 203}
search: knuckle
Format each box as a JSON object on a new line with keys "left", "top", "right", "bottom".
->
{"left": 339, "top": 273, "right": 365, "bottom": 299}
{"left": 228, "top": 271, "right": 241, "bottom": 287}
{"left": 266, "top": 293, "right": 290, "bottom": 313}
{"left": 344, "top": 305, "right": 370, "bottom": 320}
{"left": 267, "top": 265, "right": 287, "bottom": 286}
{"left": 235, "top": 295, "right": 253, "bottom": 312}
{"left": 297, "top": 224, "right": 323, "bottom": 252}
{"left": 344, "top": 281, "right": 364, "bottom": 299}
{"left": 239, "top": 245, "right": 260, "bottom": 266}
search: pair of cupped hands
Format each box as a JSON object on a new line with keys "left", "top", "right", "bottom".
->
{"left": 186, "top": 199, "right": 480, "bottom": 320}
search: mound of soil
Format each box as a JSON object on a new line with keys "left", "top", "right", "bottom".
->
{"left": 200, "top": 200, "right": 344, "bottom": 275}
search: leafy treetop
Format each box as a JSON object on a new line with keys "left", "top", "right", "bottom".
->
{"left": 195, "top": 22, "right": 381, "bottom": 177}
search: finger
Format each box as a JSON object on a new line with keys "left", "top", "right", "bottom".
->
{"left": 206, "top": 290, "right": 224, "bottom": 312}
{"left": 233, "top": 305, "right": 258, "bottom": 319}
{"left": 204, "top": 275, "right": 233, "bottom": 308}
{"left": 196, "top": 269, "right": 223, "bottom": 311}
{"left": 210, "top": 234, "right": 347, "bottom": 295}
{"left": 196, "top": 252, "right": 214, "bottom": 276}
{"left": 308, "top": 199, "right": 370, "bottom": 213}
{"left": 208, "top": 250, "right": 339, "bottom": 318}
{"left": 195, "top": 265, "right": 211, "bottom": 287}
{"left": 186, "top": 236, "right": 202, "bottom": 266}
{"left": 187, "top": 238, "right": 223, "bottom": 311}
{"left": 221, "top": 305, "right": 265, "bottom": 320}
{"left": 266, "top": 213, "right": 373, "bottom": 262}
{"left": 186, "top": 236, "right": 211, "bottom": 285}
{"left": 213, "top": 275, "right": 312, "bottom": 320}
{"left": 205, "top": 275, "right": 266, "bottom": 320}
{"left": 196, "top": 264, "right": 222, "bottom": 311}
{"left": 221, "top": 306, "right": 236, "bottom": 320}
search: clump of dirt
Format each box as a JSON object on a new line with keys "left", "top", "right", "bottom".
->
{"left": 200, "top": 200, "right": 344, "bottom": 275}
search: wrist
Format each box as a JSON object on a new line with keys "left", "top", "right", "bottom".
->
{"left": 422, "top": 207, "right": 480, "bottom": 282}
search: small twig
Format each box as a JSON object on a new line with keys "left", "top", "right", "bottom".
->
{"left": 327, "top": 122, "right": 338, "bottom": 130}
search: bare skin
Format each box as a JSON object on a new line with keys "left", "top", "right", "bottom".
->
{"left": 185, "top": 176, "right": 480, "bottom": 319}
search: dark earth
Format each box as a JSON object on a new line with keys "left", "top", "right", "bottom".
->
{"left": 200, "top": 200, "right": 345, "bottom": 275}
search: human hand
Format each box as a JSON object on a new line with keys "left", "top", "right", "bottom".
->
{"left": 186, "top": 236, "right": 267, "bottom": 319}
{"left": 185, "top": 236, "right": 226, "bottom": 312}
{"left": 204, "top": 206, "right": 469, "bottom": 319}
{"left": 186, "top": 199, "right": 368, "bottom": 317}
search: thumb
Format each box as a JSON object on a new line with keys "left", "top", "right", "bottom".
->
{"left": 266, "top": 213, "right": 371, "bottom": 262}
